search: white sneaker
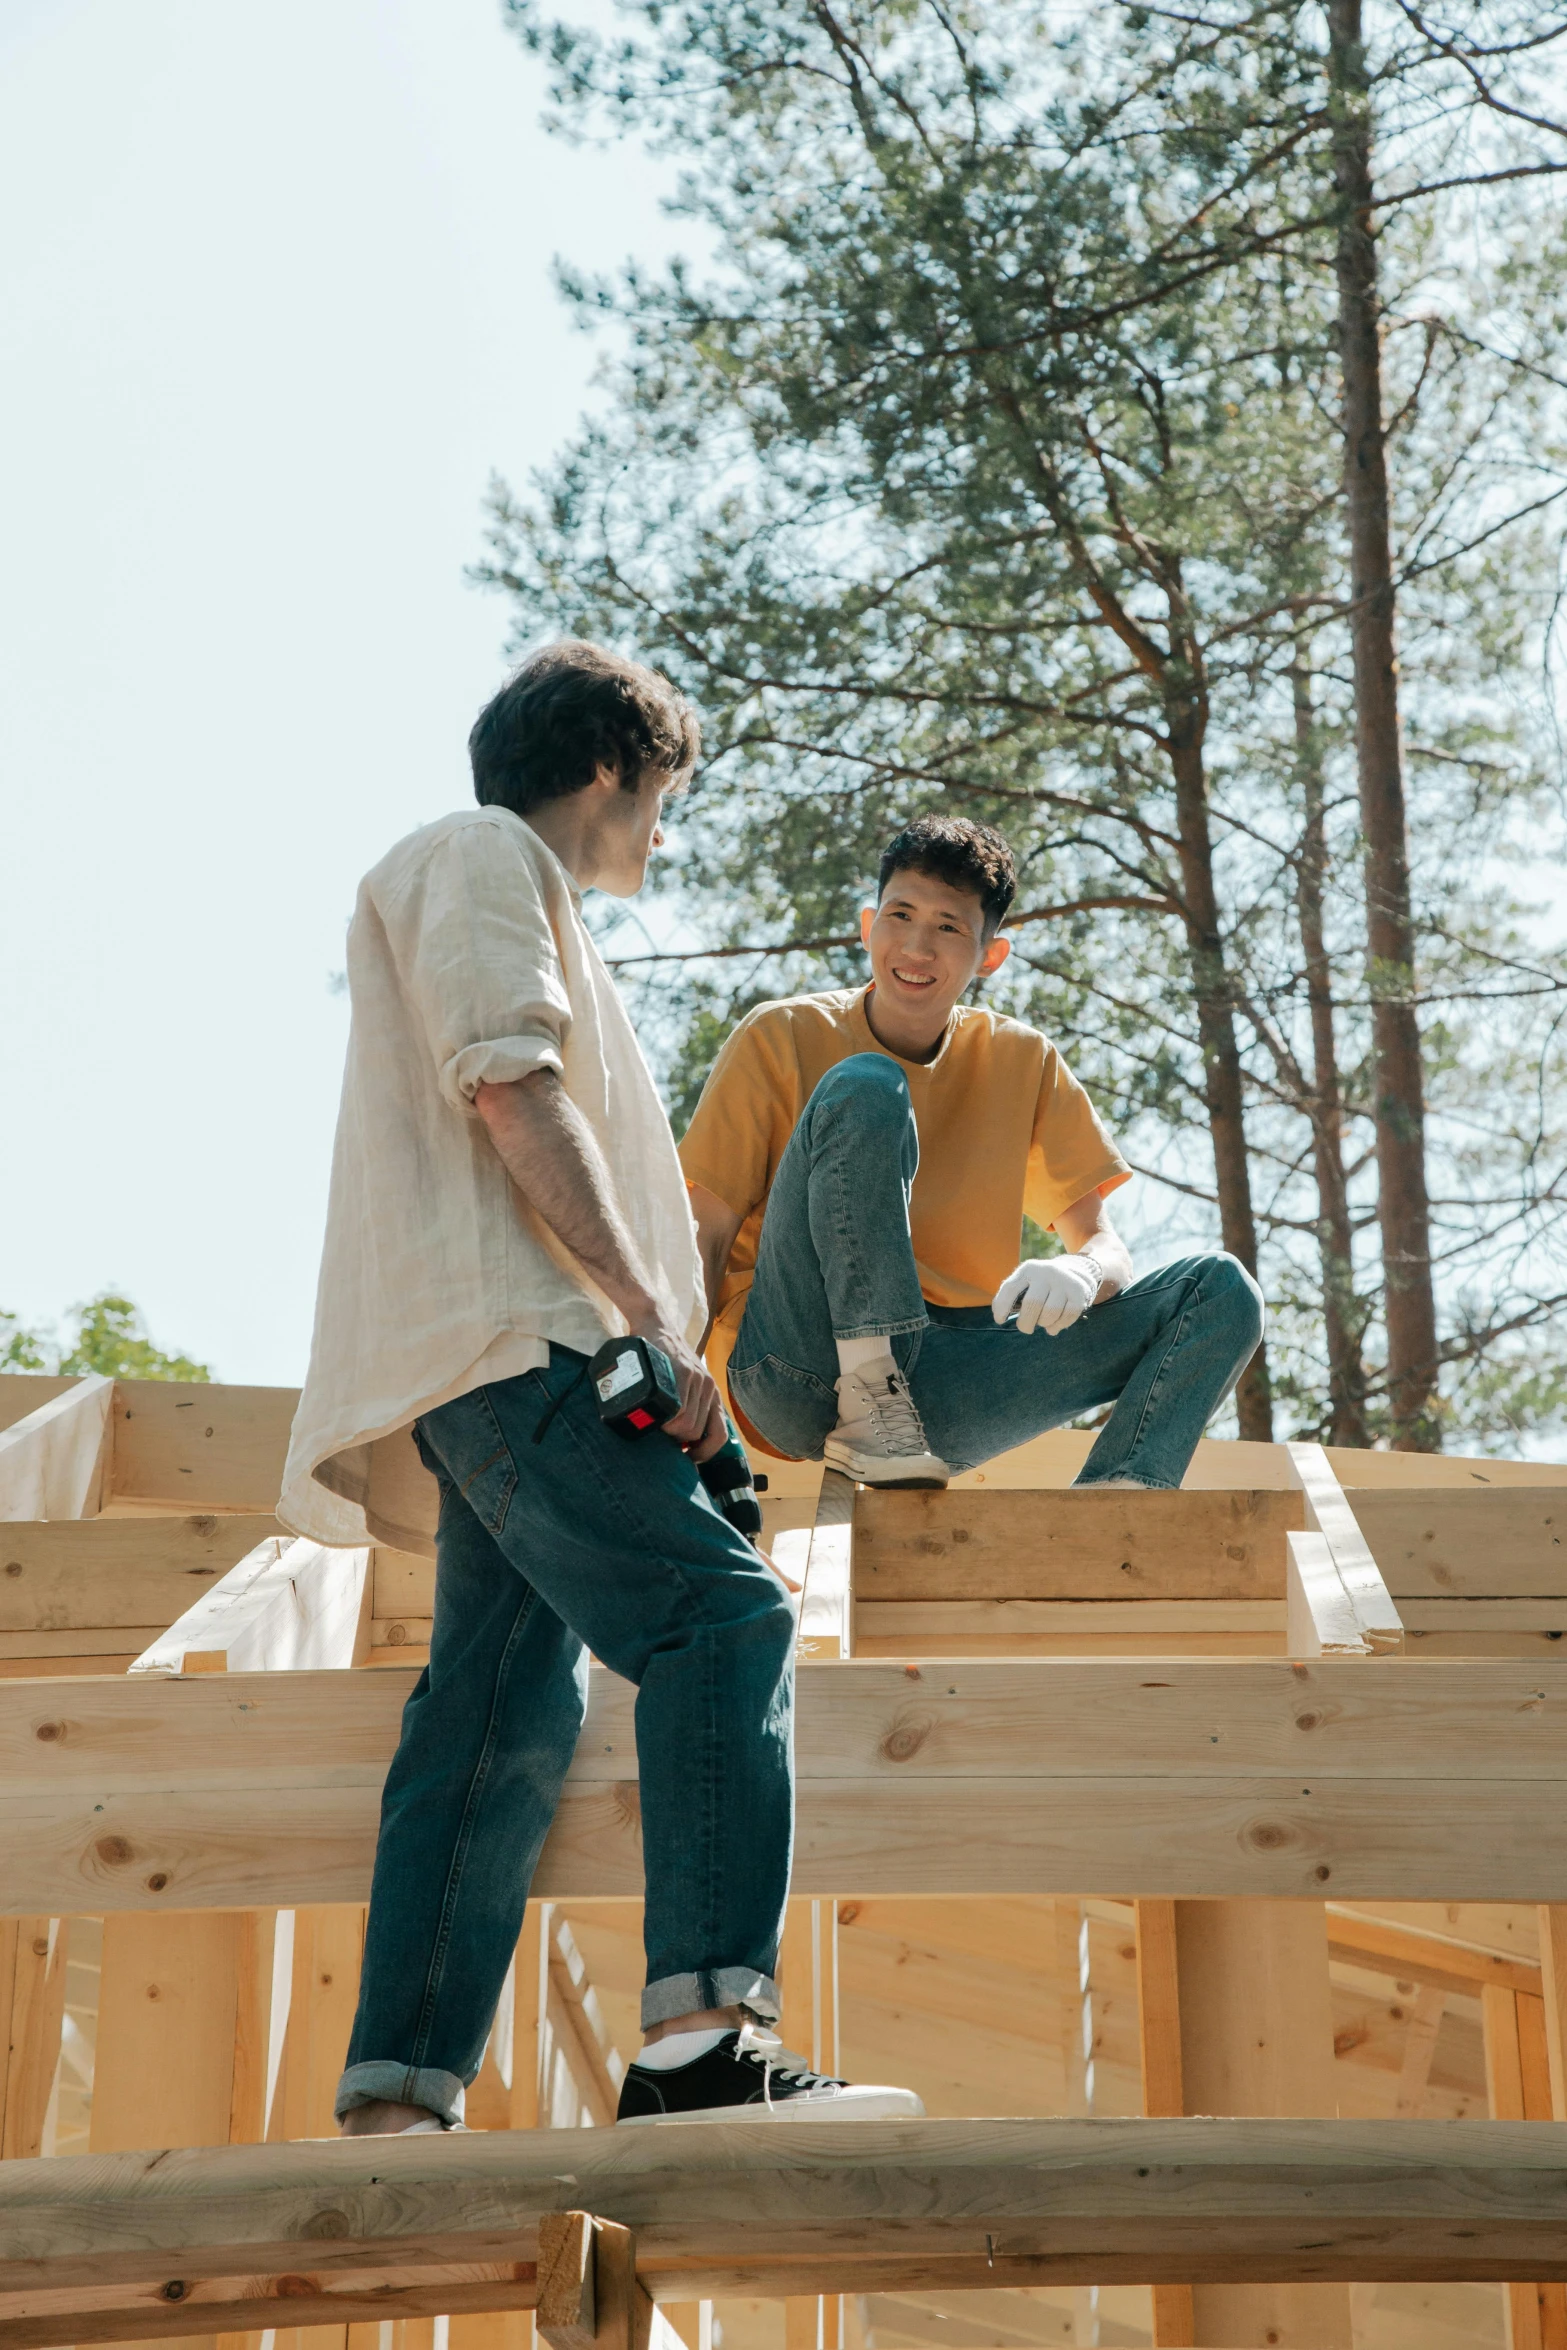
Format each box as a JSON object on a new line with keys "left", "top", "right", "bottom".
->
{"left": 617, "top": 2023, "right": 925, "bottom": 2124}
{"left": 823, "top": 1359, "right": 949, "bottom": 1488}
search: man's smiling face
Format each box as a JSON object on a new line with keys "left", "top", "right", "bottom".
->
{"left": 859, "top": 863, "right": 1011, "bottom": 1053}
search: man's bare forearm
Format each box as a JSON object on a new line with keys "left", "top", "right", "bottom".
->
{"left": 473, "top": 1071, "right": 661, "bottom": 1329}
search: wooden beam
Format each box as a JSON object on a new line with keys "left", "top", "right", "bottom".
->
{"left": 7, "top": 2118, "right": 1567, "bottom": 2316}
{"left": 1286, "top": 1530, "right": 1371, "bottom": 1658}
{"left": 1353, "top": 1490, "right": 1567, "bottom": 1597}
{"left": 799, "top": 1471, "right": 853, "bottom": 1659}
{"left": 0, "top": 1376, "right": 114, "bottom": 1522}
{"left": 15, "top": 1657, "right": 1567, "bottom": 1911}
{"left": 0, "top": 1919, "right": 65, "bottom": 2160}
{"left": 0, "top": 1515, "right": 281, "bottom": 1633}
{"left": 851, "top": 1487, "right": 1301, "bottom": 1600}
{"left": 1327, "top": 1909, "right": 1545, "bottom": 1999}
{"left": 110, "top": 1380, "right": 298, "bottom": 1513}
{"left": 1168, "top": 1901, "right": 1351, "bottom": 2347}
{"left": 1287, "top": 1443, "right": 1404, "bottom": 1653}
{"left": 129, "top": 1535, "right": 370, "bottom": 1675}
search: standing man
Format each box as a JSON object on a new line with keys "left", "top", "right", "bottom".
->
{"left": 681, "top": 815, "right": 1263, "bottom": 1489}
{"left": 281, "top": 641, "right": 919, "bottom": 2132}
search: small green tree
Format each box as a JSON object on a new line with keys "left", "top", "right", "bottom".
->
{"left": 0, "top": 1293, "right": 211, "bottom": 1383}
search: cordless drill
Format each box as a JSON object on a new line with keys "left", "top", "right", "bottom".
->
{"left": 589, "top": 1333, "right": 766, "bottom": 1539}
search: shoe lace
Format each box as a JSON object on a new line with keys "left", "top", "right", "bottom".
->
{"left": 735, "top": 2021, "right": 835, "bottom": 2107}
{"left": 861, "top": 1367, "right": 931, "bottom": 1458}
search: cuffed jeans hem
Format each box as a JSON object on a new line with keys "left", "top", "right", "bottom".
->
{"left": 642, "top": 1967, "right": 781, "bottom": 2030}
{"left": 335, "top": 2061, "right": 467, "bottom": 2128}
{"left": 1072, "top": 1472, "right": 1175, "bottom": 1491}
{"left": 832, "top": 1314, "right": 928, "bottom": 1342}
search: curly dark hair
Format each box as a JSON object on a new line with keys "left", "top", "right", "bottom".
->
{"left": 469, "top": 640, "right": 700, "bottom": 817}
{"left": 877, "top": 815, "right": 1017, "bottom": 934}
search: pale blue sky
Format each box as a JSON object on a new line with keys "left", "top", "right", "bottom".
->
{"left": 1, "top": 0, "right": 686, "bottom": 1384}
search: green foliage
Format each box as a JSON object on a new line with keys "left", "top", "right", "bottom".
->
{"left": 493, "top": 0, "right": 1567, "bottom": 1448}
{"left": 0, "top": 1293, "right": 211, "bottom": 1383}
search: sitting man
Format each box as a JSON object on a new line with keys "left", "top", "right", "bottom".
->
{"left": 680, "top": 816, "right": 1264, "bottom": 1488}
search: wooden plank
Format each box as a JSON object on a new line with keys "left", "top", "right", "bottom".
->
{"left": 0, "top": 1376, "right": 114, "bottom": 1522}
{"left": 1134, "top": 1900, "right": 1183, "bottom": 2118}
{"left": 90, "top": 1912, "right": 248, "bottom": 2154}
{"left": 800, "top": 1472, "right": 854, "bottom": 1659}
{"left": 1541, "top": 1907, "right": 1567, "bottom": 2119}
{"left": 1354, "top": 1490, "right": 1567, "bottom": 1596}
{"left": 17, "top": 1656, "right": 1567, "bottom": 1796}
{"left": 17, "top": 1656, "right": 1567, "bottom": 1912}
{"left": 1286, "top": 1530, "right": 1370, "bottom": 1657}
{"left": 372, "top": 1546, "right": 436, "bottom": 1620}
{"left": 1288, "top": 1444, "right": 1405, "bottom": 1653}
{"left": 0, "top": 1515, "right": 280, "bottom": 1630}
{"left": 270, "top": 1906, "right": 365, "bottom": 2142}
{"left": 7, "top": 2118, "right": 1567, "bottom": 2302}
{"left": 18, "top": 1768, "right": 1567, "bottom": 1911}
{"left": 854, "top": 1600, "right": 1281, "bottom": 1634}
{"left": 1326, "top": 1910, "right": 1544, "bottom": 1999}
{"left": 1393, "top": 1984, "right": 1447, "bottom": 2116}
{"left": 1404, "top": 1602, "right": 1567, "bottom": 1630}
{"left": 110, "top": 1381, "right": 297, "bottom": 1511}
{"left": 130, "top": 1536, "right": 370, "bottom": 1675}
{"left": 0, "top": 1627, "right": 169, "bottom": 1658}
{"left": 0, "top": 1919, "right": 65, "bottom": 2160}
{"left": 851, "top": 1488, "right": 1301, "bottom": 1600}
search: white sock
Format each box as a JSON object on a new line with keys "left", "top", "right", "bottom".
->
{"left": 836, "top": 1335, "right": 895, "bottom": 1382}
{"left": 1073, "top": 1474, "right": 1155, "bottom": 1490}
{"left": 635, "top": 2025, "right": 730, "bottom": 2071}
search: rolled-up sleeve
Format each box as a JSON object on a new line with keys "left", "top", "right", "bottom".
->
{"left": 393, "top": 818, "right": 574, "bottom": 1111}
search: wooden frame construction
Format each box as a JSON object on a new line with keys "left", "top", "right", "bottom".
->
{"left": 5, "top": 1372, "right": 1567, "bottom": 2350}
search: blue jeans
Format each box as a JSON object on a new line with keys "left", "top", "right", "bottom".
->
{"left": 729, "top": 1054, "right": 1264, "bottom": 1487}
{"left": 336, "top": 1351, "right": 797, "bottom": 2126}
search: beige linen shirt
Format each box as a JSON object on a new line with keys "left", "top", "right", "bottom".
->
{"left": 279, "top": 807, "right": 703, "bottom": 1555}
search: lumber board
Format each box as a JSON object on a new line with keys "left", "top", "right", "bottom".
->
{"left": 10, "top": 1657, "right": 1567, "bottom": 1909}
{"left": 1354, "top": 1489, "right": 1567, "bottom": 1594}
{"left": 13, "top": 1656, "right": 1567, "bottom": 1793}
{"left": 4, "top": 2118, "right": 1567, "bottom": 2306}
{"left": 1288, "top": 1443, "right": 1405, "bottom": 1652}
{"left": 853, "top": 1600, "right": 1282, "bottom": 1634}
{"left": 109, "top": 1381, "right": 297, "bottom": 1512}
{"left": 13, "top": 1769, "right": 1567, "bottom": 1910}
{"left": 851, "top": 1488, "right": 1301, "bottom": 1600}
{"left": 1325, "top": 1909, "right": 1544, "bottom": 1999}
{"left": 130, "top": 1535, "right": 369, "bottom": 1675}
{"left": 0, "top": 1515, "right": 280, "bottom": 1630}
{"left": 0, "top": 1377, "right": 114, "bottom": 1523}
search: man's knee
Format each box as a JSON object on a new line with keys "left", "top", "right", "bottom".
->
{"left": 1200, "top": 1251, "right": 1266, "bottom": 1349}
{"left": 803, "top": 1052, "right": 911, "bottom": 1136}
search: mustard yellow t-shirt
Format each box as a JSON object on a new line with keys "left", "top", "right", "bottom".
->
{"left": 678, "top": 984, "right": 1132, "bottom": 1434}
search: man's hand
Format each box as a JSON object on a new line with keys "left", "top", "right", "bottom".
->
{"left": 630, "top": 1311, "right": 728, "bottom": 1462}
{"left": 991, "top": 1255, "right": 1101, "bottom": 1336}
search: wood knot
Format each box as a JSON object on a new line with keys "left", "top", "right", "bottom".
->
{"left": 1294, "top": 1711, "right": 1320, "bottom": 1733}
{"left": 190, "top": 1515, "right": 218, "bottom": 1535}
{"left": 386, "top": 1622, "right": 408, "bottom": 1645}
{"left": 35, "top": 1720, "right": 65, "bottom": 1742}
{"left": 275, "top": 2275, "right": 322, "bottom": 2297}
{"left": 1245, "top": 1819, "right": 1293, "bottom": 1852}
{"left": 146, "top": 1872, "right": 170, "bottom": 1893}
{"left": 838, "top": 1901, "right": 861, "bottom": 1925}
{"left": 3, "top": 1560, "right": 21, "bottom": 1577}
{"left": 303, "top": 2209, "right": 351, "bottom": 2240}
{"left": 94, "top": 1835, "right": 134, "bottom": 1866}
{"left": 879, "top": 1715, "right": 933, "bottom": 1764}
{"left": 160, "top": 2281, "right": 188, "bottom": 2303}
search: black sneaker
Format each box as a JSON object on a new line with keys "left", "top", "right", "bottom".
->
{"left": 616, "top": 2023, "right": 925, "bottom": 2126}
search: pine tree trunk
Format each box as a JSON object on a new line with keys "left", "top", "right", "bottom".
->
{"left": 1293, "top": 661, "right": 1369, "bottom": 1447}
{"left": 1165, "top": 677, "right": 1272, "bottom": 1440}
{"left": 1327, "top": 0, "right": 1441, "bottom": 1449}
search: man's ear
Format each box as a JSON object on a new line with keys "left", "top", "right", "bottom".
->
{"left": 979, "top": 932, "right": 1012, "bottom": 977}
{"left": 860, "top": 904, "right": 876, "bottom": 947}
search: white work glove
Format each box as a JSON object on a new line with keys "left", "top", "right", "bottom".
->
{"left": 991, "top": 1255, "right": 1101, "bottom": 1336}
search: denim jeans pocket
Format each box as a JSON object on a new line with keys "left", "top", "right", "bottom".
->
{"left": 418, "top": 1387, "right": 518, "bottom": 1537}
